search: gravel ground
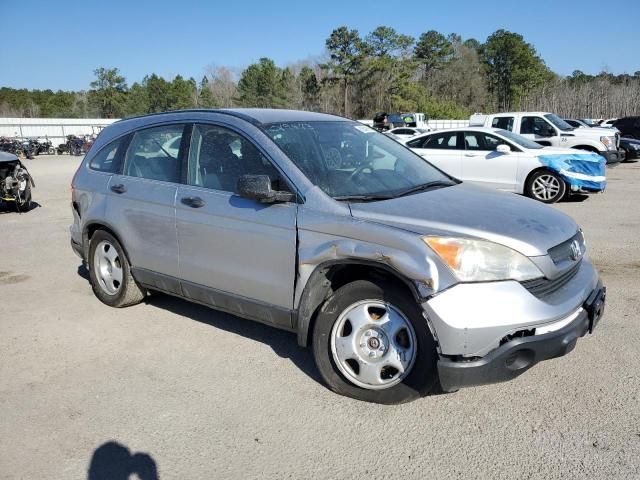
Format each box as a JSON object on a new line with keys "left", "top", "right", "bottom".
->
{"left": 1, "top": 155, "right": 639, "bottom": 479}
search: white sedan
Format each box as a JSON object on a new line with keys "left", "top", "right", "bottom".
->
{"left": 404, "top": 127, "right": 607, "bottom": 203}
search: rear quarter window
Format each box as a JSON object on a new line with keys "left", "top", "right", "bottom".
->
{"left": 88, "top": 139, "right": 122, "bottom": 173}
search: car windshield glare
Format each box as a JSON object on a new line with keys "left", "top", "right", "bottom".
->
{"left": 496, "top": 129, "right": 543, "bottom": 149}
{"left": 264, "top": 121, "right": 454, "bottom": 199}
{"left": 544, "top": 114, "right": 573, "bottom": 131}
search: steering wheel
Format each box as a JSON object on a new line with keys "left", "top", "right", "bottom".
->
{"left": 348, "top": 165, "right": 373, "bottom": 183}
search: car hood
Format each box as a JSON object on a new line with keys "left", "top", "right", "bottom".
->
{"left": 571, "top": 127, "right": 615, "bottom": 138}
{"left": 535, "top": 146, "right": 580, "bottom": 155}
{"left": 0, "top": 151, "right": 19, "bottom": 163}
{"left": 349, "top": 183, "right": 578, "bottom": 257}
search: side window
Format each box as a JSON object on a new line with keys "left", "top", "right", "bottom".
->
{"left": 88, "top": 138, "right": 122, "bottom": 173}
{"left": 464, "top": 132, "right": 506, "bottom": 151}
{"left": 188, "top": 124, "right": 283, "bottom": 193}
{"left": 491, "top": 116, "right": 514, "bottom": 131}
{"left": 521, "top": 116, "right": 553, "bottom": 136}
{"left": 123, "top": 124, "right": 185, "bottom": 183}
{"left": 425, "top": 131, "right": 458, "bottom": 149}
{"left": 406, "top": 137, "right": 425, "bottom": 148}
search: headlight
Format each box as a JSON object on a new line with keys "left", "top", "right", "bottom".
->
{"left": 600, "top": 136, "right": 616, "bottom": 150}
{"left": 424, "top": 237, "right": 543, "bottom": 282}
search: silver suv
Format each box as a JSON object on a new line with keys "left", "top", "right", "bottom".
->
{"left": 70, "top": 109, "right": 606, "bottom": 404}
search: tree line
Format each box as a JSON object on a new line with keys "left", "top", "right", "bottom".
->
{"left": 1, "top": 27, "right": 639, "bottom": 120}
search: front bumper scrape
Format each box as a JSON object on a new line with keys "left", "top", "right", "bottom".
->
{"left": 438, "top": 284, "right": 605, "bottom": 392}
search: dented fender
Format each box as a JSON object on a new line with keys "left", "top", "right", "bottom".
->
{"left": 293, "top": 206, "right": 457, "bottom": 346}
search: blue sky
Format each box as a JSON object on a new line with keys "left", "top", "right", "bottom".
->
{"left": 1, "top": 0, "right": 638, "bottom": 91}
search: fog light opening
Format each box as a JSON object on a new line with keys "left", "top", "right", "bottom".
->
{"left": 504, "top": 349, "right": 535, "bottom": 371}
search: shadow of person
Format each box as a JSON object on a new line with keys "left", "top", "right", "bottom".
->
{"left": 88, "top": 441, "right": 158, "bottom": 480}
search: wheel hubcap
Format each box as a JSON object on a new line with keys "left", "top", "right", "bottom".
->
{"left": 532, "top": 175, "right": 561, "bottom": 201}
{"left": 330, "top": 300, "right": 417, "bottom": 390}
{"left": 93, "top": 240, "right": 123, "bottom": 295}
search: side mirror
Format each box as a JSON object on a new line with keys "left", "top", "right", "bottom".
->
{"left": 496, "top": 144, "right": 511, "bottom": 154}
{"left": 237, "top": 174, "right": 295, "bottom": 203}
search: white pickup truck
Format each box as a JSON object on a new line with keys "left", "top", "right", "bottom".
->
{"left": 469, "top": 112, "right": 622, "bottom": 164}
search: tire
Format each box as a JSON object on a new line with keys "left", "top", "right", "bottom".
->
{"left": 312, "top": 280, "right": 438, "bottom": 404}
{"left": 17, "top": 184, "right": 32, "bottom": 211}
{"left": 88, "top": 230, "right": 145, "bottom": 308}
{"left": 525, "top": 170, "right": 567, "bottom": 204}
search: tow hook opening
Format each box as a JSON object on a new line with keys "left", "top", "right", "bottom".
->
{"left": 504, "top": 349, "right": 535, "bottom": 371}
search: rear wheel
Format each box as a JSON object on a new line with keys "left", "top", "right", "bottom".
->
{"left": 312, "top": 280, "right": 437, "bottom": 404}
{"left": 88, "top": 230, "right": 145, "bottom": 307}
{"left": 526, "top": 170, "right": 566, "bottom": 204}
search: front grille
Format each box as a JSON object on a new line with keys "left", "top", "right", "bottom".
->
{"left": 521, "top": 261, "right": 581, "bottom": 298}
{"left": 548, "top": 231, "right": 585, "bottom": 265}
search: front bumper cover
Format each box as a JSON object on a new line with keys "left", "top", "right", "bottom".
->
{"left": 438, "top": 284, "right": 605, "bottom": 392}
{"left": 602, "top": 150, "right": 622, "bottom": 164}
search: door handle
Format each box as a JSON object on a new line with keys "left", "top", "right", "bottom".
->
{"left": 181, "top": 196, "right": 205, "bottom": 208}
{"left": 110, "top": 183, "right": 126, "bottom": 194}
{"left": 464, "top": 153, "right": 478, "bottom": 157}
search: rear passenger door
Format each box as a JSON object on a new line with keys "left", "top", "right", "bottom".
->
{"left": 105, "top": 124, "right": 185, "bottom": 292}
{"left": 407, "top": 131, "right": 463, "bottom": 178}
{"left": 175, "top": 123, "right": 297, "bottom": 328}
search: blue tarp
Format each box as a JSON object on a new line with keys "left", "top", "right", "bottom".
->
{"left": 538, "top": 152, "right": 606, "bottom": 191}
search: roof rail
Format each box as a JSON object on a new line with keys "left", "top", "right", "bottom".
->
{"left": 113, "top": 109, "right": 262, "bottom": 126}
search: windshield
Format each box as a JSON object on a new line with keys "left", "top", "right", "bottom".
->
{"left": 544, "top": 114, "right": 573, "bottom": 131}
{"left": 496, "top": 129, "right": 543, "bottom": 149}
{"left": 265, "top": 121, "right": 455, "bottom": 199}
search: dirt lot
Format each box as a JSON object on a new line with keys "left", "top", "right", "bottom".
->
{"left": 1, "top": 155, "right": 639, "bottom": 479}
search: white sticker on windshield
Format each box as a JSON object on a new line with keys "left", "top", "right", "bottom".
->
{"left": 354, "top": 124, "right": 375, "bottom": 133}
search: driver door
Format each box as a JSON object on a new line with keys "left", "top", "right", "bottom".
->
{"left": 519, "top": 116, "right": 557, "bottom": 147}
{"left": 175, "top": 123, "right": 298, "bottom": 328}
{"left": 461, "top": 131, "right": 518, "bottom": 191}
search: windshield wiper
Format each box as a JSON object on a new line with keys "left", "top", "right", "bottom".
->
{"left": 333, "top": 194, "right": 394, "bottom": 202}
{"left": 394, "top": 180, "right": 455, "bottom": 198}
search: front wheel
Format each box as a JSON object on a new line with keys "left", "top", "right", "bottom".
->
{"left": 525, "top": 170, "right": 567, "bottom": 203}
{"left": 312, "top": 280, "right": 438, "bottom": 404}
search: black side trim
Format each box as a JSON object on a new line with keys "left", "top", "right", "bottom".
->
{"left": 132, "top": 267, "right": 182, "bottom": 296}
{"left": 131, "top": 267, "right": 294, "bottom": 331}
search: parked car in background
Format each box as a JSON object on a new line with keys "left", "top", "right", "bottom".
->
{"left": 599, "top": 118, "right": 618, "bottom": 128}
{"left": 579, "top": 119, "right": 601, "bottom": 127}
{"left": 611, "top": 117, "right": 640, "bottom": 139}
{"left": 404, "top": 127, "right": 606, "bottom": 203}
{"left": 386, "top": 127, "right": 430, "bottom": 140}
{"left": 0, "top": 151, "right": 35, "bottom": 211}
{"left": 470, "top": 112, "right": 622, "bottom": 164}
{"left": 619, "top": 137, "right": 640, "bottom": 161}
{"left": 69, "top": 109, "right": 606, "bottom": 404}
{"left": 564, "top": 119, "right": 590, "bottom": 128}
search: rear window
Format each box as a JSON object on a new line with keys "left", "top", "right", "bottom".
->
{"left": 88, "top": 139, "right": 122, "bottom": 173}
{"left": 491, "top": 116, "right": 514, "bottom": 131}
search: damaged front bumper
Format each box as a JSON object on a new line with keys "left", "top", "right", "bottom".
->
{"left": 437, "top": 284, "right": 604, "bottom": 391}
{"left": 421, "top": 257, "right": 604, "bottom": 390}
